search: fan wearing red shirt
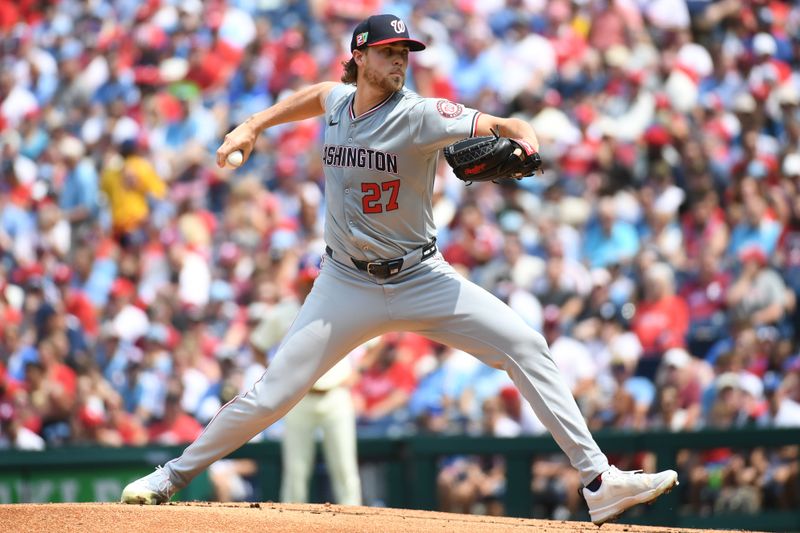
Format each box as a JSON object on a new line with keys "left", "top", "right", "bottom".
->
{"left": 52, "top": 264, "right": 98, "bottom": 336}
{"left": 148, "top": 389, "right": 203, "bottom": 445}
{"left": 631, "top": 263, "right": 689, "bottom": 379}
{"left": 681, "top": 187, "right": 729, "bottom": 271}
{"left": 679, "top": 249, "right": 732, "bottom": 356}
{"left": 443, "top": 203, "right": 502, "bottom": 269}
{"left": 25, "top": 337, "right": 77, "bottom": 444}
{"left": 352, "top": 337, "right": 416, "bottom": 434}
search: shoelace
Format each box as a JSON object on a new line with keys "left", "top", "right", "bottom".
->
{"left": 154, "top": 466, "right": 175, "bottom": 496}
{"left": 607, "top": 467, "right": 644, "bottom": 477}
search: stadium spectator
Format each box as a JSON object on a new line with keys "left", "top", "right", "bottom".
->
{"left": 541, "top": 306, "right": 596, "bottom": 410}
{"left": 443, "top": 201, "right": 503, "bottom": 270}
{"left": 148, "top": 384, "right": 202, "bottom": 445}
{"left": 630, "top": 262, "right": 689, "bottom": 379}
{"left": 409, "top": 344, "right": 475, "bottom": 434}
{"left": 727, "top": 245, "right": 793, "bottom": 329}
{"left": 680, "top": 188, "right": 729, "bottom": 272}
{"left": 437, "top": 396, "right": 519, "bottom": 516}
{"left": 679, "top": 249, "right": 732, "bottom": 357}
{"left": 26, "top": 336, "right": 76, "bottom": 445}
{"left": 100, "top": 139, "right": 167, "bottom": 246}
{"left": 532, "top": 242, "right": 587, "bottom": 331}
{"left": 0, "top": 399, "right": 44, "bottom": 450}
{"left": 653, "top": 348, "right": 707, "bottom": 430}
{"left": 582, "top": 196, "right": 640, "bottom": 269}
{"left": 56, "top": 136, "right": 100, "bottom": 234}
{"left": 352, "top": 336, "right": 416, "bottom": 437}
{"left": 727, "top": 181, "right": 783, "bottom": 259}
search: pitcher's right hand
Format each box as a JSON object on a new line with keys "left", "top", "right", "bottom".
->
{"left": 216, "top": 122, "right": 257, "bottom": 168}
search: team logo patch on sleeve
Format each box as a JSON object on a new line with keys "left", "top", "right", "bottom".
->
{"left": 436, "top": 99, "right": 463, "bottom": 118}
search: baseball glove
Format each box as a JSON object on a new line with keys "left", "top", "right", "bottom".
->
{"left": 443, "top": 129, "right": 542, "bottom": 185}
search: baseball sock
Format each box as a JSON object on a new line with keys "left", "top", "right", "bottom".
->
{"left": 585, "top": 474, "right": 603, "bottom": 492}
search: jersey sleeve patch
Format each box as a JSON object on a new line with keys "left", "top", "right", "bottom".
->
{"left": 436, "top": 99, "right": 464, "bottom": 118}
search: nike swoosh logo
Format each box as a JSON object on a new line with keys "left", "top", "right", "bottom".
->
{"left": 329, "top": 118, "right": 339, "bottom": 126}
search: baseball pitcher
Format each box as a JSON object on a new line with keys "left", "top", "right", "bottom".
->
{"left": 122, "top": 14, "right": 677, "bottom": 525}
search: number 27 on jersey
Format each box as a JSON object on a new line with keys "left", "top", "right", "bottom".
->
{"left": 361, "top": 179, "right": 400, "bottom": 214}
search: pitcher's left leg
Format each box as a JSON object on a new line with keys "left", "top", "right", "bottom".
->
{"left": 393, "top": 260, "right": 608, "bottom": 485}
{"left": 394, "top": 260, "right": 677, "bottom": 524}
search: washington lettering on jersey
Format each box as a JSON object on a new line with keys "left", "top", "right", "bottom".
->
{"left": 322, "top": 144, "right": 398, "bottom": 174}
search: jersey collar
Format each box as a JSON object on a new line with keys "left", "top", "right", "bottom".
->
{"left": 349, "top": 92, "right": 395, "bottom": 121}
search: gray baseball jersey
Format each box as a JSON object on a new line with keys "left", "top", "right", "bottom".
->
{"left": 162, "top": 85, "right": 609, "bottom": 493}
{"left": 322, "top": 85, "right": 479, "bottom": 260}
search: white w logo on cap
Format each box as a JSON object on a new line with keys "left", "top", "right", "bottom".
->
{"left": 390, "top": 19, "right": 406, "bottom": 33}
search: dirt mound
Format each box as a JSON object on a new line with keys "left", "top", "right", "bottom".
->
{"left": 0, "top": 502, "right": 740, "bottom": 533}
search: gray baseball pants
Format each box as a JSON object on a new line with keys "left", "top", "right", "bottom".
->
{"left": 164, "top": 253, "right": 609, "bottom": 488}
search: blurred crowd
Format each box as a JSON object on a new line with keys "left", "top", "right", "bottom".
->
{"left": 1, "top": 0, "right": 800, "bottom": 517}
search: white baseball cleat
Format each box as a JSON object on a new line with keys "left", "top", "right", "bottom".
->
{"left": 582, "top": 466, "right": 679, "bottom": 526}
{"left": 120, "top": 466, "right": 176, "bottom": 505}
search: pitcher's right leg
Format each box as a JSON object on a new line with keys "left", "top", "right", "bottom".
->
{"left": 122, "top": 261, "right": 389, "bottom": 503}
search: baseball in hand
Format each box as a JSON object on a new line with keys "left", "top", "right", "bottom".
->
{"left": 226, "top": 150, "right": 244, "bottom": 168}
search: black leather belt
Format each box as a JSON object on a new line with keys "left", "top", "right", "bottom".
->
{"left": 326, "top": 239, "right": 437, "bottom": 279}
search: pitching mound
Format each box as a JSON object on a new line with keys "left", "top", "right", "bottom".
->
{"left": 0, "top": 502, "right": 742, "bottom": 532}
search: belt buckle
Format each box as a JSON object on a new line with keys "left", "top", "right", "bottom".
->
{"left": 366, "top": 261, "right": 386, "bottom": 277}
{"left": 366, "top": 259, "right": 404, "bottom": 278}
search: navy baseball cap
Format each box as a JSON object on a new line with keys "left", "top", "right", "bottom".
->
{"left": 350, "top": 14, "right": 426, "bottom": 52}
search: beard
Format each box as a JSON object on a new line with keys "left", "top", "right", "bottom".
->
{"left": 363, "top": 64, "right": 404, "bottom": 92}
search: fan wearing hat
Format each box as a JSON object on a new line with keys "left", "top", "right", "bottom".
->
{"left": 0, "top": 400, "right": 45, "bottom": 450}
{"left": 58, "top": 135, "right": 100, "bottom": 229}
{"left": 728, "top": 244, "right": 790, "bottom": 328}
{"left": 126, "top": 14, "right": 677, "bottom": 527}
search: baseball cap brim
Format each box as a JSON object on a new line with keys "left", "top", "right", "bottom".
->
{"left": 366, "top": 37, "right": 426, "bottom": 52}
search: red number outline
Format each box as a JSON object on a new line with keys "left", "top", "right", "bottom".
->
{"left": 382, "top": 179, "right": 400, "bottom": 211}
{"left": 361, "top": 182, "right": 382, "bottom": 213}
{"left": 361, "top": 179, "right": 401, "bottom": 213}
